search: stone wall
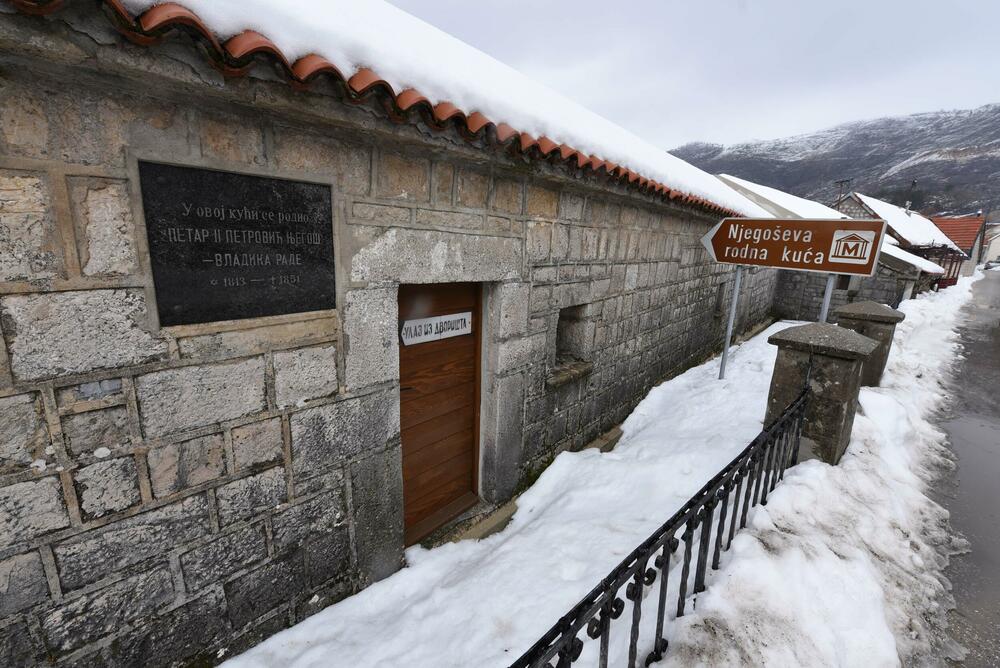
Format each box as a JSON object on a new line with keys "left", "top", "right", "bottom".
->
{"left": 773, "top": 264, "right": 919, "bottom": 321}
{"left": 0, "top": 9, "right": 777, "bottom": 666}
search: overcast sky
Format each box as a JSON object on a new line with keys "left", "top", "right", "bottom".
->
{"left": 389, "top": 0, "right": 999, "bottom": 148}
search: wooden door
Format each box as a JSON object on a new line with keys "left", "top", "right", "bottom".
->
{"left": 398, "top": 283, "right": 480, "bottom": 545}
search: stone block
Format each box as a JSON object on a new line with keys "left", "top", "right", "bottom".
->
{"left": 498, "top": 333, "right": 546, "bottom": 372}
{"left": 53, "top": 494, "right": 210, "bottom": 590}
{"left": 272, "top": 129, "right": 370, "bottom": 195}
{"left": 0, "top": 392, "right": 48, "bottom": 474}
{"left": 0, "top": 477, "right": 70, "bottom": 548}
{"left": 215, "top": 467, "right": 286, "bottom": 525}
{"left": 526, "top": 185, "right": 560, "bottom": 218}
{"left": 433, "top": 162, "right": 454, "bottom": 204}
{"left": 0, "top": 289, "right": 167, "bottom": 382}
{"left": 41, "top": 566, "right": 173, "bottom": 654}
{"left": 0, "top": 621, "right": 39, "bottom": 667}
{"left": 352, "top": 202, "right": 410, "bottom": 226}
{"left": 765, "top": 323, "right": 878, "bottom": 464}
{"left": 0, "top": 551, "right": 49, "bottom": 615}
{"left": 0, "top": 170, "right": 63, "bottom": 282}
{"left": 497, "top": 282, "right": 530, "bottom": 339}
{"left": 224, "top": 553, "right": 305, "bottom": 628}
{"left": 231, "top": 417, "right": 284, "bottom": 471}
{"left": 147, "top": 433, "right": 226, "bottom": 498}
{"left": 0, "top": 88, "right": 49, "bottom": 157}
{"left": 61, "top": 406, "right": 131, "bottom": 457}
{"left": 527, "top": 220, "right": 552, "bottom": 262}
{"left": 350, "top": 227, "right": 522, "bottom": 284}
{"left": 272, "top": 489, "right": 346, "bottom": 554}
{"left": 136, "top": 357, "right": 265, "bottom": 438}
{"left": 73, "top": 457, "right": 141, "bottom": 520}
{"left": 456, "top": 168, "right": 488, "bottom": 208}
{"left": 289, "top": 392, "right": 397, "bottom": 475}
{"left": 69, "top": 179, "right": 138, "bottom": 277}
{"left": 199, "top": 114, "right": 264, "bottom": 166}
{"left": 491, "top": 177, "right": 523, "bottom": 214}
{"left": 415, "top": 208, "right": 482, "bottom": 230}
{"left": 481, "top": 372, "right": 525, "bottom": 503}
{"left": 303, "top": 525, "right": 352, "bottom": 587}
{"left": 274, "top": 344, "right": 339, "bottom": 408}
{"left": 179, "top": 525, "right": 268, "bottom": 591}
{"left": 96, "top": 588, "right": 230, "bottom": 668}
{"left": 351, "top": 447, "right": 403, "bottom": 583}
{"left": 343, "top": 288, "right": 398, "bottom": 390}
{"left": 560, "top": 193, "right": 585, "bottom": 220}
{"left": 377, "top": 153, "right": 429, "bottom": 201}
{"left": 177, "top": 315, "right": 337, "bottom": 361}
{"left": 57, "top": 379, "right": 124, "bottom": 406}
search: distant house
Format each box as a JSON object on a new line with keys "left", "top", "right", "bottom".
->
{"left": 931, "top": 213, "right": 988, "bottom": 275}
{"left": 717, "top": 175, "right": 944, "bottom": 320}
{"left": 841, "top": 193, "right": 967, "bottom": 287}
{"left": 985, "top": 223, "right": 1000, "bottom": 262}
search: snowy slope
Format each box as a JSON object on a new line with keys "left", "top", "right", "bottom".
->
{"left": 118, "top": 0, "right": 767, "bottom": 217}
{"left": 674, "top": 104, "right": 1000, "bottom": 213}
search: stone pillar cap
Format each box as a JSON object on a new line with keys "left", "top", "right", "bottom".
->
{"left": 832, "top": 300, "right": 906, "bottom": 324}
{"left": 767, "top": 322, "right": 879, "bottom": 360}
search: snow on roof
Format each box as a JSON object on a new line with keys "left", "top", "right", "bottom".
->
{"left": 717, "top": 174, "right": 849, "bottom": 219}
{"left": 112, "top": 0, "right": 769, "bottom": 218}
{"left": 879, "top": 242, "right": 944, "bottom": 274}
{"left": 854, "top": 193, "right": 961, "bottom": 251}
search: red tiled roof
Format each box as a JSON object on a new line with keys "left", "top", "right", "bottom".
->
{"left": 9, "top": 0, "right": 742, "bottom": 217}
{"left": 930, "top": 215, "right": 986, "bottom": 253}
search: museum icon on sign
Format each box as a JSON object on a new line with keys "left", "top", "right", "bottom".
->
{"left": 829, "top": 230, "right": 876, "bottom": 265}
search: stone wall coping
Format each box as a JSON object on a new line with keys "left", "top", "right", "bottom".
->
{"left": 832, "top": 300, "right": 906, "bottom": 324}
{"left": 767, "top": 322, "right": 879, "bottom": 360}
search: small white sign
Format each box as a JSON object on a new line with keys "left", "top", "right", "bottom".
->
{"left": 829, "top": 230, "right": 876, "bottom": 265}
{"left": 400, "top": 311, "right": 473, "bottom": 346}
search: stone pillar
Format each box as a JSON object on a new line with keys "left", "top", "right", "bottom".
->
{"left": 832, "top": 301, "right": 906, "bottom": 387}
{"left": 764, "top": 323, "right": 878, "bottom": 465}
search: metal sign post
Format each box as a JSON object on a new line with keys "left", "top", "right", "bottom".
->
{"left": 818, "top": 274, "right": 836, "bottom": 323}
{"left": 718, "top": 265, "right": 743, "bottom": 380}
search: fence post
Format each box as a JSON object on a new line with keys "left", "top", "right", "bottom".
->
{"left": 763, "top": 323, "right": 878, "bottom": 464}
{"left": 831, "top": 301, "right": 905, "bottom": 386}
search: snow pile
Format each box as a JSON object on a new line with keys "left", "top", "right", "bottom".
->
{"left": 855, "top": 193, "right": 962, "bottom": 251}
{"left": 118, "top": 0, "right": 768, "bottom": 217}
{"left": 661, "top": 275, "right": 981, "bottom": 667}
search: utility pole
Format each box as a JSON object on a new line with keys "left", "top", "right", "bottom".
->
{"left": 834, "top": 178, "right": 853, "bottom": 210}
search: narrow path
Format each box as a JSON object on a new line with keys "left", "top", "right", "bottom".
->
{"left": 938, "top": 270, "right": 1000, "bottom": 666}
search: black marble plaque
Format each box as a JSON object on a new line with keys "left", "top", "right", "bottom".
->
{"left": 138, "top": 162, "right": 336, "bottom": 326}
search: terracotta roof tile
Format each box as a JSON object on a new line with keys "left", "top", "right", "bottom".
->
{"left": 931, "top": 216, "right": 986, "bottom": 253}
{"left": 9, "top": 0, "right": 744, "bottom": 216}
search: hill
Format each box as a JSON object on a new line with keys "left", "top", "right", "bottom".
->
{"left": 672, "top": 104, "right": 1000, "bottom": 215}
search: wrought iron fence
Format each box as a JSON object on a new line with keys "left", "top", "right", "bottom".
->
{"left": 509, "top": 388, "right": 808, "bottom": 668}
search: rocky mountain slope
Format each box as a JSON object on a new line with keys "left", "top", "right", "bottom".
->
{"left": 672, "top": 104, "right": 1000, "bottom": 215}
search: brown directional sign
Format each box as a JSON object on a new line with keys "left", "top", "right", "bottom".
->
{"left": 701, "top": 218, "right": 887, "bottom": 276}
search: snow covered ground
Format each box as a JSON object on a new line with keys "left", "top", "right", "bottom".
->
{"left": 225, "top": 275, "right": 979, "bottom": 668}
